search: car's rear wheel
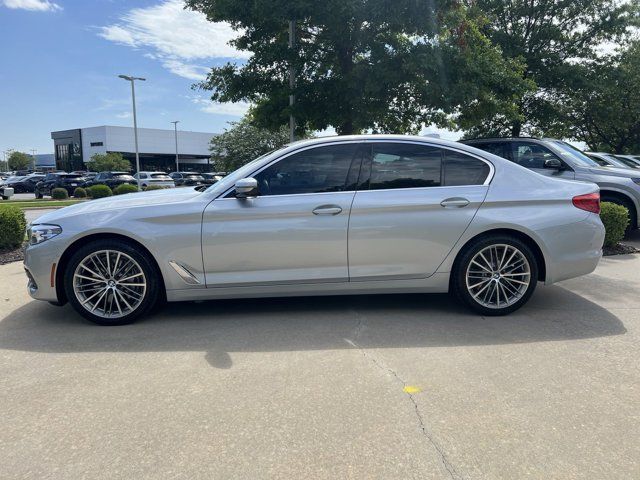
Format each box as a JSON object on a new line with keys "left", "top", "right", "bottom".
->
{"left": 452, "top": 235, "right": 538, "bottom": 316}
{"left": 63, "top": 239, "right": 160, "bottom": 325}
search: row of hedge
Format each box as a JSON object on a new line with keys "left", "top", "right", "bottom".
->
{"left": 52, "top": 183, "right": 168, "bottom": 200}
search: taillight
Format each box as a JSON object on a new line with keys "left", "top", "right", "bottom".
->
{"left": 572, "top": 192, "right": 600, "bottom": 214}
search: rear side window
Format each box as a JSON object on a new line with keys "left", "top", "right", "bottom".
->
{"left": 472, "top": 142, "right": 507, "bottom": 160}
{"left": 443, "top": 150, "right": 490, "bottom": 186}
{"left": 255, "top": 144, "right": 360, "bottom": 196}
{"left": 368, "top": 143, "right": 441, "bottom": 190}
{"left": 511, "top": 142, "right": 558, "bottom": 169}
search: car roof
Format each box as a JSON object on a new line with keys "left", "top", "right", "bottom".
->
{"left": 462, "top": 137, "right": 553, "bottom": 143}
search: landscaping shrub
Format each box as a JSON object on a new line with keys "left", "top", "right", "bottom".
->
{"left": 0, "top": 205, "right": 26, "bottom": 249}
{"left": 87, "top": 184, "right": 112, "bottom": 199}
{"left": 51, "top": 188, "right": 69, "bottom": 200}
{"left": 73, "top": 187, "right": 87, "bottom": 198}
{"left": 113, "top": 183, "right": 139, "bottom": 195}
{"left": 144, "top": 185, "right": 169, "bottom": 191}
{"left": 600, "top": 201, "right": 629, "bottom": 247}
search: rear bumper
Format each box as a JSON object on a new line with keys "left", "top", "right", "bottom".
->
{"left": 543, "top": 214, "right": 605, "bottom": 284}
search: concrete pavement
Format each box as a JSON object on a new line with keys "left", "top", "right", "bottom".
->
{"left": 0, "top": 256, "right": 639, "bottom": 479}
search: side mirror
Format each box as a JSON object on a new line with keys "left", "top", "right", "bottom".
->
{"left": 544, "top": 158, "right": 562, "bottom": 170}
{"left": 235, "top": 177, "right": 258, "bottom": 198}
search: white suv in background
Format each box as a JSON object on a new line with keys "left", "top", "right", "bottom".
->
{"left": 133, "top": 172, "right": 175, "bottom": 189}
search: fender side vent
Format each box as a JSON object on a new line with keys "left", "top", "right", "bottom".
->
{"left": 169, "top": 261, "right": 201, "bottom": 285}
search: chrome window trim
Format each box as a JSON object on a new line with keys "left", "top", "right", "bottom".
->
{"left": 216, "top": 138, "right": 495, "bottom": 200}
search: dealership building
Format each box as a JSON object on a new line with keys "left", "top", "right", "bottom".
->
{"left": 51, "top": 126, "right": 217, "bottom": 173}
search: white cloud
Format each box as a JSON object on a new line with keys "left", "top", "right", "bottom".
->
{"left": 116, "top": 111, "right": 131, "bottom": 119}
{"left": 190, "top": 95, "right": 250, "bottom": 116}
{"left": 2, "top": 0, "right": 61, "bottom": 11}
{"left": 98, "top": 0, "right": 248, "bottom": 79}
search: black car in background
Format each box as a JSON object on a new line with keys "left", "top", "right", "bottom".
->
{"left": 35, "top": 173, "right": 87, "bottom": 198}
{"left": 87, "top": 171, "right": 136, "bottom": 189}
{"left": 201, "top": 172, "right": 227, "bottom": 185}
{"left": 4, "top": 173, "right": 45, "bottom": 193}
{"left": 170, "top": 171, "right": 205, "bottom": 186}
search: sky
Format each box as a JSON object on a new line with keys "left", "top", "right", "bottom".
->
{"left": 0, "top": 0, "right": 465, "bottom": 157}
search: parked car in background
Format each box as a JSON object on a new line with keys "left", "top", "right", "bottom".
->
{"left": 201, "top": 172, "right": 227, "bottom": 185}
{"left": 615, "top": 155, "right": 640, "bottom": 167}
{"left": 3, "top": 173, "right": 45, "bottom": 193}
{"left": 134, "top": 172, "right": 175, "bottom": 189}
{"left": 25, "top": 135, "right": 605, "bottom": 325}
{"left": 170, "top": 171, "right": 205, "bottom": 186}
{"left": 35, "top": 173, "right": 87, "bottom": 198}
{"left": 87, "top": 171, "right": 136, "bottom": 189}
{"left": 586, "top": 152, "right": 640, "bottom": 169}
{"left": 463, "top": 137, "right": 640, "bottom": 231}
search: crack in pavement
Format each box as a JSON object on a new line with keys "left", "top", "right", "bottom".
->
{"left": 345, "top": 313, "right": 464, "bottom": 480}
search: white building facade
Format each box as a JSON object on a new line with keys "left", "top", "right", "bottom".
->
{"left": 51, "top": 126, "right": 217, "bottom": 172}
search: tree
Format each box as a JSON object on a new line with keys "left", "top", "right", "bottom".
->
{"left": 211, "top": 115, "right": 290, "bottom": 172}
{"left": 562, "top": 42, "right": 640, "bottom": 153}
{"left": 8, "top": 151, "right": 31, "bottom": 171}
{"left": 187, "top": 0, "right": 528, "bottom": 135}
{"left": 87, "top": 152, "right": 131, "bottom": 172}
{"left": 464, "top": 0, "right": 638, "bottom": 137}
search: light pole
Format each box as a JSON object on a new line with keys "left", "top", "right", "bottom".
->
{"left": 118, "top": 74, "right": 146, "bottom": 190}
{"left": 171, "top": 121, "right": 180, "bottom": 172}
{"left": 288, "top": 19, "right": 296, "bottom": 143}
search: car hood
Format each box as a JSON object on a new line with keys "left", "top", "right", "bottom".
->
{"left": 33, "top": 187, "right": 203, "bottom": 224}
{"left": 588, "top": 166, "right": 640, "bottom": 179}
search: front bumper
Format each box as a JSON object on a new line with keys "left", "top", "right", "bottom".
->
{"left": 23, "top": 237, "right": 66, "bottom": 302}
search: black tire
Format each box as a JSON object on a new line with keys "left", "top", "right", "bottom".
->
{"left": 63, "top": 239, "right": 161, "bottom": 325}
{"left": 451, "top": 235, "right": 538, "bottom": 316}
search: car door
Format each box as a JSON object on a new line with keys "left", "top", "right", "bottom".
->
{"left": 348, "top": 142, "right": 491, "bottom": 281}
{"left": 201, "top": 142, "right": 364, "bottom": 286}
{"left": 509, "top": 141, "right": 575, "bottom": 180}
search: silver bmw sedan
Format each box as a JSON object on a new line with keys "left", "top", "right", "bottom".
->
{"left": 24, "top": 135, "right": 605, "bottom": 325}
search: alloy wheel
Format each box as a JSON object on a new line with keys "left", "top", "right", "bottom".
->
{"left": 73, "top": 249, "right": 147, "bottom": 319}
{"left": 465, "top": 244, "right": 531, "bottom": 309}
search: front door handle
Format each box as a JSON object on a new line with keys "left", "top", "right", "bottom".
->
{"left": 440, "top": 197, "right": 470, "bottom": 208}
{"left": 312, "top": 205, "right": 343, "bottom": 216}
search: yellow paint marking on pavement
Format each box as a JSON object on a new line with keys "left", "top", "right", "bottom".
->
{"left": 403, "top": 385, "right": 422, "bottom": 394}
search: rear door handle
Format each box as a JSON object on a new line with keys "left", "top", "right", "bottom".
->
{"left": 440, "top": 197, "right": 470, "bottom": 208}
{"left": 312, "top": 205, "right": 343, "bottom": 215}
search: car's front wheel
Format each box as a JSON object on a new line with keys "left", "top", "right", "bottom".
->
{"left": 63, "top": 239, "right": 161, "bottom": 325}
{"left": 452, "top": 235, "right": 538, "bottom": 316}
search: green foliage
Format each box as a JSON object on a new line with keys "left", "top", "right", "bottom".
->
{"left": 73, "top": 187, "right": 87, "bottom": 198}
{"left": 561, "top": 41, "right": 640, "bottom": 153}
{"left": 87, "top": 184, "right": 113, "bottom": 199}
{"left": 7, "top": 151, "right": 32, "bottom": 171}
{"left": 0, "top": 205, "right": 26, "bottom": 249}
{"left": 211, "top": 116, "right": 290, "bottom": 171}
{"left": 600, "top": 202, "right": 629, "bottom": 247}
{"left": 463, "top": 0, "right": 638, "bottom": 137}
{"left": 187, "top": 0, "right": 528, "bottom": 135}
{"left": 87, "top": 152, "right": 131, "bottom": 172}
{"left": 144, "top": 185, "right": 169, "bottom": 191}
{"left": 51, "top": 188, "right": 69, "bottom": 200}
{"left": 113, "top": 184, "right": 139, "bottom": 195}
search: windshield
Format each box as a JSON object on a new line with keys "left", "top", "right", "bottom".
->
{"left": 550, "top": 141, "right": 600, "bottom": 167}
{"left": 62, "top": 174, "right": 84, "bottom": 179}
{"left": 114, "top": 174, "right": 134, "bottom": 179}
{"left": 151, "top": 173, "right": 171, "bottom": 179}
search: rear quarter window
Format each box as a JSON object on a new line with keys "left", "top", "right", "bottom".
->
{"left": 443, "top": 150, "right": 491, "bottom": 186}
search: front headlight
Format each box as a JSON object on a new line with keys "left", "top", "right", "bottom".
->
{"left": 28, "top": 224, "right": 62, "bottom": 245}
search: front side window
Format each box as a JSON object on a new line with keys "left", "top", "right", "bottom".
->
{"left": 254, "top": 144, "right": 360, "bottom": 196}
{"left": 368, "top": 143, "right": 441, "bottom": 190}
{"left": 511, "top": 142, "right": 558, "bottom": 169}
{"left": 443, "top": 150, "right": 490, "bottom": 186}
